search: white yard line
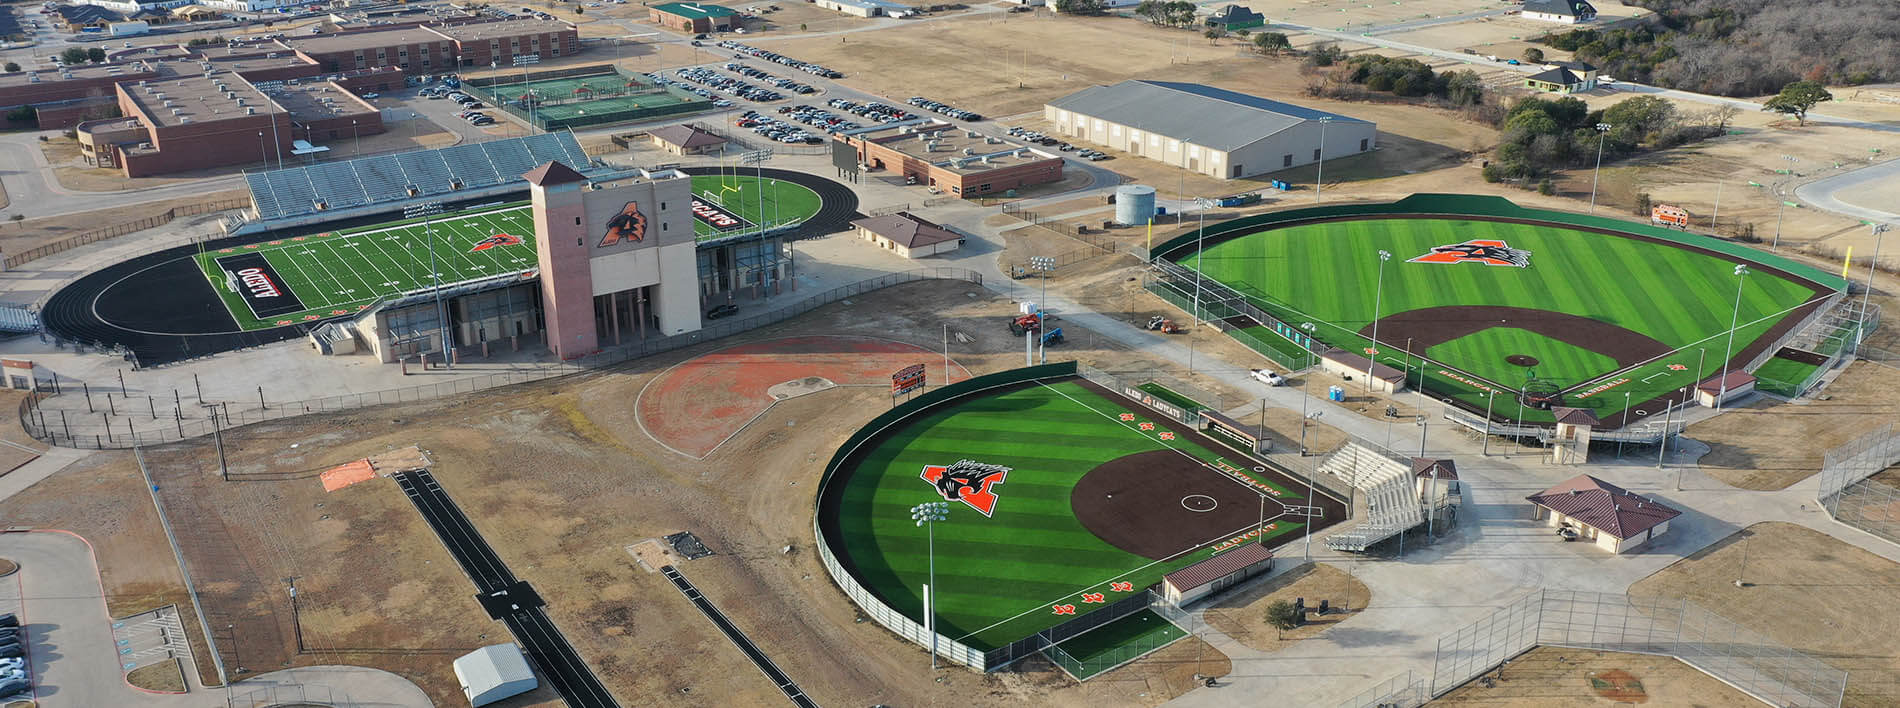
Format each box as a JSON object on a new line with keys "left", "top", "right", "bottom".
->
{"left": 311, "top": 240, "right": 379, "bottom": 301}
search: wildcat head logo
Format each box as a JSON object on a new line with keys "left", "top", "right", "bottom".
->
{"left": 1408, "top": 239, "right": 1531, "bottom": 268}
{"left": 469, "top": 233, "right": 523, "bottom": 252}
{"left": 599, "top": 201, "right": 647, "bottom": 247}
{"left": 920, "top": 460, "right": 1011, "bottom": 516}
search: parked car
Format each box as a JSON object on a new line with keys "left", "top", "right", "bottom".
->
{"left": 1249, "top": 369, "right": 1286, "bottom": 387}
{"left": 706, "top": 304, "right": 739, "bottom": 320}
{"left": 360, "top": 92, "right": 379, "bottom": 99}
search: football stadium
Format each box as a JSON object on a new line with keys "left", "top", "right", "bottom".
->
{"left": 1148, "top": 195, "right": 1849, "bottom": 425}
{"left": 817, "top": 363, "right": 1347, "bottom": 674}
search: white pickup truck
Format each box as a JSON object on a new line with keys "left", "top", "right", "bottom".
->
{"left": 1249, "top": 369, "right": 1286, "bottom": 387}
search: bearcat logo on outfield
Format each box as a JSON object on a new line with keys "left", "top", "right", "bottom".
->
{"left": 599, "top": 201, "right": 647, "bottom": 247}
{"left": 1409, "top": 239, "right": 1532, "bottom": 268}
{"left": 469, "top": 233, "right": 524, "bottom": 252}
{"left": 920, "top": 460, "right": 1011, "bottom": 516}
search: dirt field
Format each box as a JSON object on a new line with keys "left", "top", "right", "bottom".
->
{"left": 1629, "top": 522, "right": 1900, "bottom": 707}
{"left": 1684, "top": 361, "right": 1900, "bottom": 491}
{"left": 1203, "top": 562, "right": 1371, "bottom": 653}
{"left": 1430, "top": 645, "right": 1760, "bottom": 706}
{"left": 0, "top": 189, "right": 249, "bottom": 258}
{"left": 21, "top": 278, "right": 1350, "bottom": 707}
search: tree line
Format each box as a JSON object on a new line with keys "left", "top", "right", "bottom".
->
{"left": 1537, "top": 0, "right": 1900, "bottom": 96}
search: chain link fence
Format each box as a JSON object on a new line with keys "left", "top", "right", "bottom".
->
{"left": 1042, "top": 591, "right": 1194, "bottom": 681}
{"left": 1339, "top": 669, "right": 1428, "bottom": 708}
{"left": 22, "top": 268, "right": 984, "bottom": 449}
{"left": 1817, "top": 423, "right": 1900, "bottom": 546}
{"left": 226, "top": 684, "right": 346, "bottom": 708}
{"left": 1419, "top": 589, "right": 1846, "bottom": 707}
{"left": 5, "top": 197, "right": 250, "bottom": 270}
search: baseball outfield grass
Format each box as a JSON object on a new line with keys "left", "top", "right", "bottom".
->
{"left": 830, "top": 379, "right": 1304, "bottom": 651}
{"left": 1180, "top": 217, "right": 1825, "bottom": 423}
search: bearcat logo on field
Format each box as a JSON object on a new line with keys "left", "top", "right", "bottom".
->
{"left": 1409, "top": 239, "right": 1532, "bottom": 268}
{"left": 599, "top": 201, "right": 647, "bottom": 247}
{"left": 920, "top": 460, "right": 1011, "bottom": 516}
{"left": 469, "top": 233, "right": 524, "bottom": 252}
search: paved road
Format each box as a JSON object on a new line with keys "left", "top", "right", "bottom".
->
{"left": 1794, "top": 158, "right": 1900, "bottom": 225}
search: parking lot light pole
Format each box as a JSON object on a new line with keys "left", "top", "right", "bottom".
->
{"left": 1589, "top": 122, "right": 1611, "bottom": 214}
{"left": 910, "top": 501, "right": 950, "bottom": 670}
{"left": 1367, "top": 250, "right": 1391, "bottom": 392}
{"left": 404, "top": 202, "right": 450, "bottom": 369}
{"left": 1718, "top": 264, "right": 1748, "bottom": 409}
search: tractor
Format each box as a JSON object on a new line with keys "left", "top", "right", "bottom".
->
{"left": 1007, "top": 314, "right": 1043, "bottom": 336}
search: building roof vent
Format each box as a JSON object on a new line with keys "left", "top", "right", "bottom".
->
{"left": 179, "top": 117, "right": 191, "bottom": 124}
{"left": 246, "top": 107, "right": 256, "bottom": 115}
{"left": 961, "top": 147, "right": 974, "bottom": 156}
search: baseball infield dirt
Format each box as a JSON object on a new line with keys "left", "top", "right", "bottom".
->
{"left": 1072, "top": 449, "right": 1278, "bottom": 561}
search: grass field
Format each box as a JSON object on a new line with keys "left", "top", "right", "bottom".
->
{"left": 832, "top": 379, "right": 1304, "bottom": 651}
{"left": 1181, "top": 217, "right": 1826, "bottom": 422}
{"left": 1752, "top": 356, "right": 1824, "bottom": 396}
{"left": 194, "top": 204, "right": 538, "bottom": 331}
{"left": 1136, "top": 382, "right": 1204, "bottom": 413}
{"left": 1048, "top": 609, "right": 1187, "bottom": 680}
{"left": 688, "top": 174, "right": 822, "bottom": 240}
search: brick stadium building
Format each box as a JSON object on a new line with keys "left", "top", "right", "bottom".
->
{"left": 0, "top": 16, "right": 580, "bottom": 175}
{"left": 835, "top": 120, "right": 1062, "bottom": 198}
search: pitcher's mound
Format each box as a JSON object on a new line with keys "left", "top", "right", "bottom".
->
{"left": 769, "top": 377, "right": 836, "bottom": 400}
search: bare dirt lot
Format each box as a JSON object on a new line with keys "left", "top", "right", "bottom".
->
{"left": 1629, "top": 522, "right": 1900, "bottom": 707}
{"left": 37, "top": 278, "right": 1370, "bottom": 707}
{"left": 1684, "top": 361, "right": 1900, "bottom": 491}
{"left": 1430, "top": 645, "right": 1759, "bottom": 706}
{"left": 1204, "top": 562, "right": 1371, "bottom": 653}
{"left": 0, "top": 190, "right": 248, "bottom": 258}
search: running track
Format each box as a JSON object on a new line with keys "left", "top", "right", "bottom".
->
{"left": 660, "top": 565, "right": 818, "bottom": 707}
{"left": 393, "top": 469, "right": 619, "bottom": 708}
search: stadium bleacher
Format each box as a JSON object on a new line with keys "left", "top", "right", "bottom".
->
{"left": 244, "top": 132, "right": 592, "bottom": 221}
{"left": 1319, "top": 441, "right": 1427, "bottom": 553}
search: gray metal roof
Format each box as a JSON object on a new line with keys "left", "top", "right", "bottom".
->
{"left": 1047, "top": 80, "right": 1371, "bottom": 151}
{"left": 453, "top": 644, "right": 536, "bottom": 705}
{"left": 1523, "top": 0, "right": 1594, "bottom": 17}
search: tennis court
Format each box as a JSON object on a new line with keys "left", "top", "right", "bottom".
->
{"left": 473, "top": 69, "right": 713, "bottom": 130}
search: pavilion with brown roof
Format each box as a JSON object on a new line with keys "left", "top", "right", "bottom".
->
{"left": 648, "top": 124, "right": 728, "bottom": 155}
{"left": 1526, "top": 474, "right": 1681, "bottom": 553}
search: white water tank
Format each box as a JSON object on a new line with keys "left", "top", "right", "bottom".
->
{"left": 1115, "top": 184, "right": 1157, "bottom": 226}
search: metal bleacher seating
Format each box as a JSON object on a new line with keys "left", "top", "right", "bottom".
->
{"left": 243, "top": 132, "right": 590, "bottom": 221}
{"left": 351, "top": 155, "right": 408, "bottom": 198}
{"left": 1320, "top": 441, "right": 1427, "bottom": 553}
{"left": 437, "top": 144, "right": 502, "bottom": 187}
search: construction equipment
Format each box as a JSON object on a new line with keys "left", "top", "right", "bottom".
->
{"left": 1040, "top": 327, "right": 1064, "bottom": 346}
{"left": 1008, "top": 314, "right": 1042, "bottom": 336}
{"left": 1145, "top": 316, "right": 1183, "bottom": 334}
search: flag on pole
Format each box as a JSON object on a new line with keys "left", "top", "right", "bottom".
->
{"left": 1843, "top": 247, "right": 1854, "bottom": 279}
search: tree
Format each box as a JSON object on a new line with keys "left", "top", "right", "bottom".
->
{"left": 1134, "top": 0, "right": 1164, "bottom": 23}
{"left": 1164, "top": 0, "right": 1196, "bottom": 26}
{"left": 1234, "top": 28, "right": 1250, "bottom": 40}
{"left": 1253, "top": 32, "right": 1290, "bottom": 55}
{"left": 1762, "top": 80, "right": 1834, "bottom": 126}
{"left": 1204, "top": 27, "right": 1226, "bottom": 44}
{"left": 1265, "top": 600, "right": 1301, "bottom": 639}
{"left": 1054, "top": 0, "right": 1106, "bottom": 14}
{"left": 60, "top": 48, "right": 88, "bottom": 66}
{"left": 1537, "top": 178, "right": 1555, "bottom": 195}
{"left": 3, "top": 62, "right": 17, "bottom": 73}
{"left": 1522, "top": 47, "right": 1545, "bottom": 64}
{"left": 574, "top": 4, "right": 582, "bottom": 12}
{"left": 86, "top": 47, "right": 107, "bottom": 64}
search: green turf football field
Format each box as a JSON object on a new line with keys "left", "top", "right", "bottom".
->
{"left": 833, "top": 379, "right": 1306, "bottom": 651}
{"left": 1180, "top": 218, "right": 1825, "bottom": 422}
{"left": 689, "top": 174, "right": 822, "bottom": 240}
{"left": 195, "top": 204, "right": 538, "bottom": 331}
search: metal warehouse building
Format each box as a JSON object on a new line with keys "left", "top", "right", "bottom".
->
{"left": 1044, "top": 80, "right": 1376, "bottom": 180}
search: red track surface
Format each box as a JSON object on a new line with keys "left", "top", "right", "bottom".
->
{"left": 638, "top": 335, "right": 968, "bottom": 458}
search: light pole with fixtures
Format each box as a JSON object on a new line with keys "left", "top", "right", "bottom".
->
{"left": 910, "top": 501, "right": 949, "bottom": 670}
{"left": 1717, "top": 264, "right": 1748, "bottom": 409}
{"left": 1366, "top": 250, "right": 1391, "bottom": 391}
{"left": 1030, "top": 256, "right": 1055, "bottom": 365}
{"left": 1315, "top": 116, "right": 1333, "bottom": 204}
{"left": 403, "top": 201, "right": 451, "bottom": 369}
{"left": 1588, "top": 122, "right": 1611, "bottom": 214}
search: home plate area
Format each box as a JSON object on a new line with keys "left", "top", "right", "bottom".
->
{"left": 635, "top": 335, "right": 967, "bottom": 458}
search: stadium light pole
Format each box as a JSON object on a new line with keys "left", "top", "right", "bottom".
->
{"left": 1314, "top": 116, "right": 1332, "bottom": 204}
{"left": 514, "top": 54, "right": 542, "bottom": 134}
{"left": 257, "top": 131, "right": 267, "bottom": 170}
{"left": 404, "top": 201, "right": 451, "bottom": 370}
{"left": 1864, "top": 223, "right": 1889, "bottom": 331}
{"left": 1772, "top": 199, "right": 1789, "bottom": 252}
{"left": 1718, "top": 264, "right": 1748, "bottom": 410}
{"left": 1618, "top": 390, "right": 1630, "bottom": 459}
{"left": 1480, "top": 390, "right": 1494, "bottom": 456}
{"left": 1588, "top": 122, "right": 1611, "bottom": 214}
{"left": 351, "top": 120, "right": 360, "bottom": 154}
{"left": 1366, "top": 250, "right": 1391, "bottom": 392}
{"left": 910, "top": 501, "right": 950, "bottom": 671}
{"left": 1031, "top": 256, "right": 1055, "bottom": 364}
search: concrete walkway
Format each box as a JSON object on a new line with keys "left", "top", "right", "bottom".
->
{"left": 0, "top": 531, "right": 430, "bottom": 708}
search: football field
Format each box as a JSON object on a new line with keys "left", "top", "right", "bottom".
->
{"left": 194, "top": 204, "right": 538, "bottom": 331}
{"left": 826, "top": 379, "right": 1309, "bottom": 651}
{"left": 689, "top": 174, "right": 822, "bottom": 240}
{"left": 1179, "top": 217, "right": 1829, "bottom": 423}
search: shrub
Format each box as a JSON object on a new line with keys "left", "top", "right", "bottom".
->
{"left": 1537, "top": 178, "right": 1555, "bottom": 196}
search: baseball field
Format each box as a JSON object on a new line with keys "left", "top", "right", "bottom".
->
{"left": 822, "top": 376, "right": 1343, "bottom": 653}
{"left": 1177, "top": 215, "right": 1833, "bottom": 423}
